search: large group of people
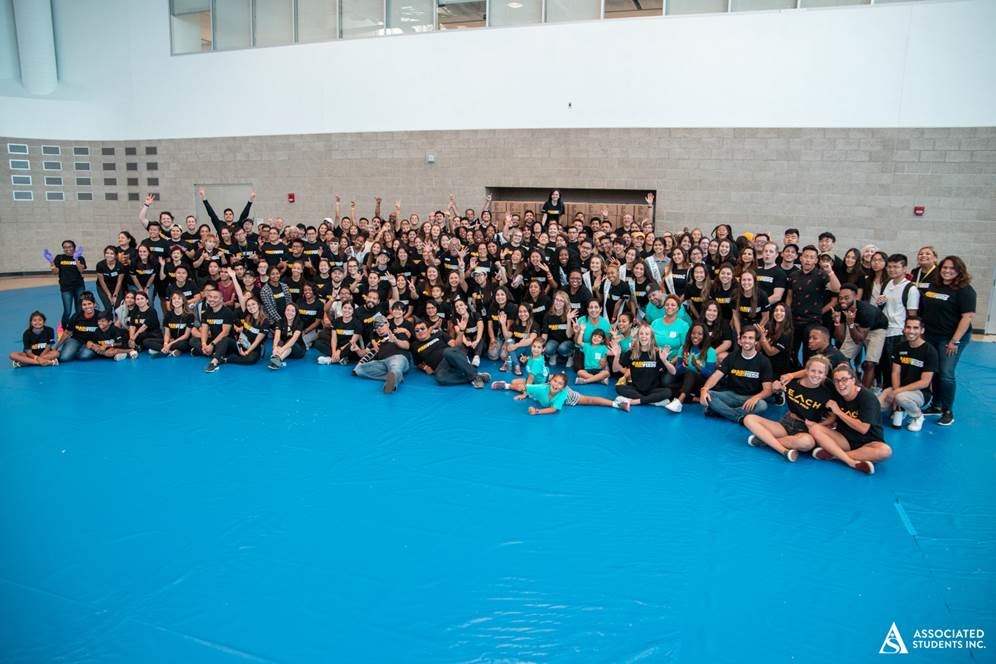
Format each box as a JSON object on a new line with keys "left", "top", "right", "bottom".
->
{"left": 13, "top": 187, "right": 979, "bottom": 475}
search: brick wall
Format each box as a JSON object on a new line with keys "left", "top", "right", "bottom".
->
{"left": 2, "top": 127, "right": 993, "bottom": 324}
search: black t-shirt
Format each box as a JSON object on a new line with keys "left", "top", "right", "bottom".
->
{"left": 412, "top": 332, "right": 449, "bottom": 369}
{"left": 787, "top": 268, "right": 830, "bottom": 322}
{"left": 919, "top": 283, "right": 976, "bottom": 338}
{"left": 567, "top": 286, "right": 593, "bottom": 313}
{"left": 68, "top": 312, "right": 100, "bottom": 343}
{"left": 295, "top": 298, "right": 322, "bottom": 330}
{"left": 259, "top": 242, "right": 287, "bottom": 267}
{"left": 93, "top": 324, "right": 125, "bottom": 349}
{"left": 711, "top": 285, "right": 736, "bottom": 322}
{"left": 838, "top": 300, "right": 888, "bottom": 331}
{"left": 487, "top": 302, "right": 519, "bottom": 333}
{"left": 836, "top": 387, "right": 884, "bottom": 445}
{"left": 765, "top": 328, "right": 794, "bottom": 375}
{"left": 802, "top": 343, "right": 848, "bottom": 369}
{"left": 201, "top": 305, "right": 235, "bottom": 339}
{"left": 130, "top": 260, "right": 158, "bottom": 287}
{"left": 332, "top": 316, "right": 362, "bottom": 348}
{"left": 95, "top": 260, "right": 125, "bottom": 293}
{"left": 140, "top": 237, "right": 171, "bottom": 264}
{"left": 668, "top": 269, "right": 688, "bottom": 296}
{"left": 735, "top": 294, "right": 768, "bottom": 326}
{"left": 756, "top": 265, "right": 787, "bottom": 301}
{"left": 892, "top": 340, "right": 939, "bottom": 402}
{"left": 719, "top": 351, "right": 773, "bottom": 396}
{"left": 605, "top": 280, "right": 631, "bottom": 314}
{"left": 282, "top": 276, "right": 305, "bottom": 301}
{"left": 236, "top": 314, "right": 269, "bottom": 348}
{"left": 524, "top": 294, "right": 551, "bottom": 328}
{"left": 541, "top": 200, "right": 565, "bottom": 224}
{"left": 23, "top": 326, "right": 56, "bottom": 355}
{"left": 163, "top": 310, "right": 195, "bottom": 338}
{"left": 279, "top": 316, "right": 304, "bottom": 344}
{"left": 621, "top": 349, "right": 666, "bottom": 393}
{"left": 128, "top": 307, "right": 161, "bottom": 334}
{"left": 683, "top": 281, "right": 707, "bottom": 308}
{"left": 542, "top": 311, "right": 571, "bottom": 343}
{"left": 167, "top": 280, "right": 198, "bottom": 302}
{"left": 784, "top": 378, "right": 833, "bottom": 422}
{"left": 54, "top": 254, "right": 86, "bottom": 291}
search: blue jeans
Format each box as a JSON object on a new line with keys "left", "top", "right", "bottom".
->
{"left": 354, "top": 354, "right": 411, "bottom": 384}
{"left": 58, "top": 337, "right": 96, "bottom": 362}
{"left": 706, "top": 390, "right": 768, "bottom": 423}
{"left": 60, "top": 285, "right": 85, "bottom": 328}
{"left": 434, "top": 347, "right": 479, "bottom": 385}
{"left": 925, "top": 333, "right": 969, "bottom": 412}
{"left": 544, "top": 339, "right": 573, "bottom": 362}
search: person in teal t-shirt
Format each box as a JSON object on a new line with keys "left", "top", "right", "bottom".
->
{"left": 523, "top": 338, "right": 549, "bottom": 385}
{"left": 650, "top": 294, "right": 689, "bottom": 360}
{"left": 521, "top": 373, "right": 569, "bottom": 414}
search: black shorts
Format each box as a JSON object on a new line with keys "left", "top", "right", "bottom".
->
{"left": 779, "top": 413, "right": 808, "bottom": 436}
{"left": 838, "top": 429, "right": 876, "bottom": 450}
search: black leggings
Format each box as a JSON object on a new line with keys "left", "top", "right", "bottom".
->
{"left": 191, "top": 337, "right": 236, "bottom": 361}
{"left": 675, "top": 372, "right": 707, "bottom": 400}
{"left": 616, "top": 384, "right": 671, "bottom": 404}
{"left": 226, "top": 347, "right": 262, "bottom": 365}
{"left": 143, "top": 337, "right": 191, "bottom": 354}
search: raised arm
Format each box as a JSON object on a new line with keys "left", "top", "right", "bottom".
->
{"left": 238, "top": 190, "right": 256, "bottom": 224}
{"left": 139, "top": 193, "right": 155, "bottom": 228}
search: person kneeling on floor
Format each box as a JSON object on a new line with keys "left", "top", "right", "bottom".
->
{"left": 878, "top": 316, "right": 937, "bottom": 432}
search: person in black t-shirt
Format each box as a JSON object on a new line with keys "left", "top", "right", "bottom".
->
{"left": 832, "top": 283, "right": 888, "bottom": 388}
{"left": 127, "top": 291, "right": 162, "bottom": 354}
{"left": 56, "top": 293, "right": 100, "bottom": 362}
{"left": 94, "top": 245, "right": 126, "bottom": 315}
{"left": 46, "top": 239, "right": 87, "bottom": 328}
{"left": 611, "top": 324, "right": 672, "bottom": 407}
{"left": 699, "top": 328, "right": 773, "bottom": 424}
{"left": 86, "top": 314, "right": 132, "bottom": 360}
{"left": 540, "top": 190, "right": 565, "bottom": 228}
{"left": 809, "top": 364, "right": 892, "bottom": 475}
{"left": 743, "top": 355, "right": 835, "bottom": 462}
{"left": 412, "top": 321, "right": 491, "bottom": 388}
{"left": 268, "top": 304, "right": 306, "bottom": 370}
{"left": 353, "top": 314, "right": 412, "bottom": 394}
{"left": 786, "top": 245, "right": 840, "bottom": 361}
{"left": 197, "top": 290, "right": 237, "bottom": 372}
{"left": 879, "top": 316, "right": 938, "bottom": 432}
{"left": 10, "top": 311, "right": 59, "bottom": 368}
{"left": 146, "top": 292, "right": 196, "bottom": 357}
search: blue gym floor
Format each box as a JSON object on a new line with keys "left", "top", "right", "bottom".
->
{"left": 1, "top": 285, "right": 993, "bottom": 663}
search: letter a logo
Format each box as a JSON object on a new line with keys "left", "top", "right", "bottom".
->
{"left": 879, "top": 622, "right": 909, "bottom": 655}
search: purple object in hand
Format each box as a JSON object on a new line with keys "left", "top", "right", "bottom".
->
{"left": 42, "top": 248, "right": 54, "bottom": 263}
{"left": 72, "top": 245, "right": 84, "bottom": 260}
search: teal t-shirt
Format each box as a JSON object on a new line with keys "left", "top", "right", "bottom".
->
{"left": 644, "top": 302, "right": 666, "bottom": 324}
{"left": 582, "top": 342, "right": 608, "bottom": 371}
{"left": 650, "top": 316, "right": 690, "bottom": 359}
{"left": 526, "top": 355, "right": 549, "bottom": 384}
{"left": 577, "top": 315, "right": 611, "bottom": 344}
{"left": 525, "top": 383, "right": 568, "bottom": 411}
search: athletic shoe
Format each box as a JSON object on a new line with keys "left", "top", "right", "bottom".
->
{"left": 491, "top": 380, "right": 508, "bottom": 390}
{"left": 871, "top": 386, "right": 883, "bottom": 396}
{"left": 114, "top": 353, "right": 128, "bottom": 362}
{"left": 471, "top": 355, "right": 481, "bottom": 367}
{"left": 549, "top": 356, "right": 558, "bottom": 367}
{"left": 513, "top": 365, "right": 522, "bottom": 376}
{"left": 812, "top": 447, "right": 833, "bottom": 461}
{"left": 11, "top": 360, "right": 22, "bottom": 368}
{"left": 890, "top": 410, "right": 904, "bottom": 428}
{"left": 665, "top": 399, "right": 683, "bottom": 413}
{"left": 785, "top": 449, "right": 799, "bottom": 463}
{"left": 47, "top": 359, "right": 59, "bottom": 367}
{"left": 169, "top": 349, "right": 182, "bottom": 357}
{"left": 854, "top": 460, "right": 875, "bottom": 475}
{"left": 938, "top": 411, "right": 955, "bottom": 426}
{"left": 128, "top": 350, "right": 139, "bottom": 360}
{"left": 317, "top": 355, "right": 332, "bottom": 365}
{"left": 205, "top": 360, "right": 220, "bottom": 373}
{"left": 601, "top": 377, "right": 609, "bottom": 385}
{"left": 746, "top": 434, "right": 760, "bottom": 447}
{"left": 773, "top": 392, "right": 785, "bottom": 406}
{"left": 922, "top": 405, "right": 943, "bottom": 417}
{"left": 500, "top": 361, "right": 511, "bottom": 373}
{"left": 907, "top": 415, "right": 924, "bottom": 432}
{"left": 383, "top": 373, "right": 397, "bottom": 394}
{"left": 471, "top": 376, "right": 485, "bottom": 389}
{"left": 615, "top": 400, "right": 631, "bottom": 412}
{"left": 338, "top": 357, "right": 349, "bottom": 366}
{"left": 148, "top": 349, "right": 160, "bottom": 356}
{"left": 267, "top": 357, "right": 281, "bottom": 370}
{"left": 150, "top": 350, "right": 167, "bottom": 359}
{"left": 477, "top": 372, "right": 491, "bottom": 384}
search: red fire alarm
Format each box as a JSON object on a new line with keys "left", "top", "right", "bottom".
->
{"left": 288, "top": 193, "right": 296, "bottom": 204}
{"left": 913, "top": 206, "right": 925, "bottom": 216}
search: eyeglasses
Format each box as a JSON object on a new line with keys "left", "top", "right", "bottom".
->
{"left": 833, "top": 377, "right": 854, "bottom": 384}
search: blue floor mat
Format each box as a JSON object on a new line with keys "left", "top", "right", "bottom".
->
{"left": 1, "top": 285, "right": 994, "bottom": 663}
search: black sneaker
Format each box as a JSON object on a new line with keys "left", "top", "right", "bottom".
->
{"left": 773, "top": 392, "right": 785, "bottom": 406}
{"left": 938, "top": 411, "right": 955, "bottom": 426}
{"left": 922, "top": 405, "right": 943, "bottom": 417}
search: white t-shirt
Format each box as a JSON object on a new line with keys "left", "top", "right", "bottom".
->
{"left": 882, "top": 278, "right": 920, "bottom": 336}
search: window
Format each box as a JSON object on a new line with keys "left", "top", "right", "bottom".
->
{"left": 103, "top": 162, "right": 116, "bottom": 170}
{"left": 667, "top": 0, "right": 728, "bottom": 14}
{"left": 147, "top": 162, "right": 159, "bottom": 170}
{"left": 105, "top": 193, "right": 119, "bottom": 201}
{"left": 731, "top": 0, "right": 796, "bottom": 9}
{"left": 127, "top": 162, "right": 138, "bottom": 171}
{"left": 74, "top": 161, "right": 91, "bottom": 171}
{"left": 42, "top": 145, "right": 61, "bottom": 156}
{"left": 128, "top": 193, "right": 141, "bottom": 202}
{"left": 145, "top": 146, "right": 158, "bottom": 155}
{"left": 43, "top": 161, "right": 62, "bottom": 170}
{"left": 437, "top": 0, "right": 485, "bottom": 29}
{"left": 171, "top": 0, "right": 212, "bottom": 53}
{"left": 13, "top": 191, "right": 33, "bottom": 201}
{"left": 74, "top": 146, "right": 91, "bottom": 156}
{"left": 45, "top": 191, "right": 65, "bottom": 201}
{"left": 102, "top": 147, "right": 115, "bottom": 156}
{"left": 104, "top": 178, "right": 117, "bottom": 186}
{"left": 7, "top": 143, "right": 28, "bottom": 154}
{"left": 298, "top": 0, "right": 339, "bottom": 41}
{"left": 147, "top": 177, "right": 160, "bottom": 186}
{"left": 254, "top": 0, "right": 294, "bottom": 46}
{"left": 546, "top": 0, "right": 601, "bottom": 23}
{"left": 78, "top": 192, "right": 94, "bottom": 201}
{"left": 605, "top": 0, "right": 663, "bottom": 18}
{"left": 490, "top": 0, "right": 542, "bottom": 27}
{"left": 125, "top": 146, "right": 137, "bottom": 155}
{"left": 128, "top": 177, "right": 139, "bottom": 186}
{"left": 77, "top": 177, "right": 92, "bottom": 186}
{"left": 215, "top": 0, "right": 252, "bottom": 49}
{"left": 9, "top": 159, "right": 29, "bottom": 170}
{"left": 45, "top": 176, "right": 63, "bottom": 186}
{"left": 11, "top": 175, "right": 32, "bottom": 186}
{"left": 386, "top": 0, "right": 434, "bottom": 34}
{"left": 342, "top": 0, "right": 385, "bottom": 38}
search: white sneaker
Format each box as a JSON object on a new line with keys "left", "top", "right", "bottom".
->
{"left": 746, "top": 434, "right": 760, "bottom": 447}
{"left": 317, "top": 355, "right": 332, "bottom": 365}
{"left": 114, "top": 353, "right": 128, "bottom": 362}
{"left": 907, "top": 415, "right": 924, "bottom": 432}
{"left": 127, "top": 350, "right": 139, "bottom": 360}
{"left": 471, "top": 355, "right": 481, "bottom": 367}
{"left": 665, "top": 399, "right": 683, "bottom": 413}
{"left": 653, "top": 398, "right": 671, "bottom": 408}
{"left": 614, "top": 396, "right": 633, "bottom": 404}
{"left": 890, "top": 410, "right": 904, "bottom": 428}
{"left": 549, "top": 356, "right": 558, "bottom": 367}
